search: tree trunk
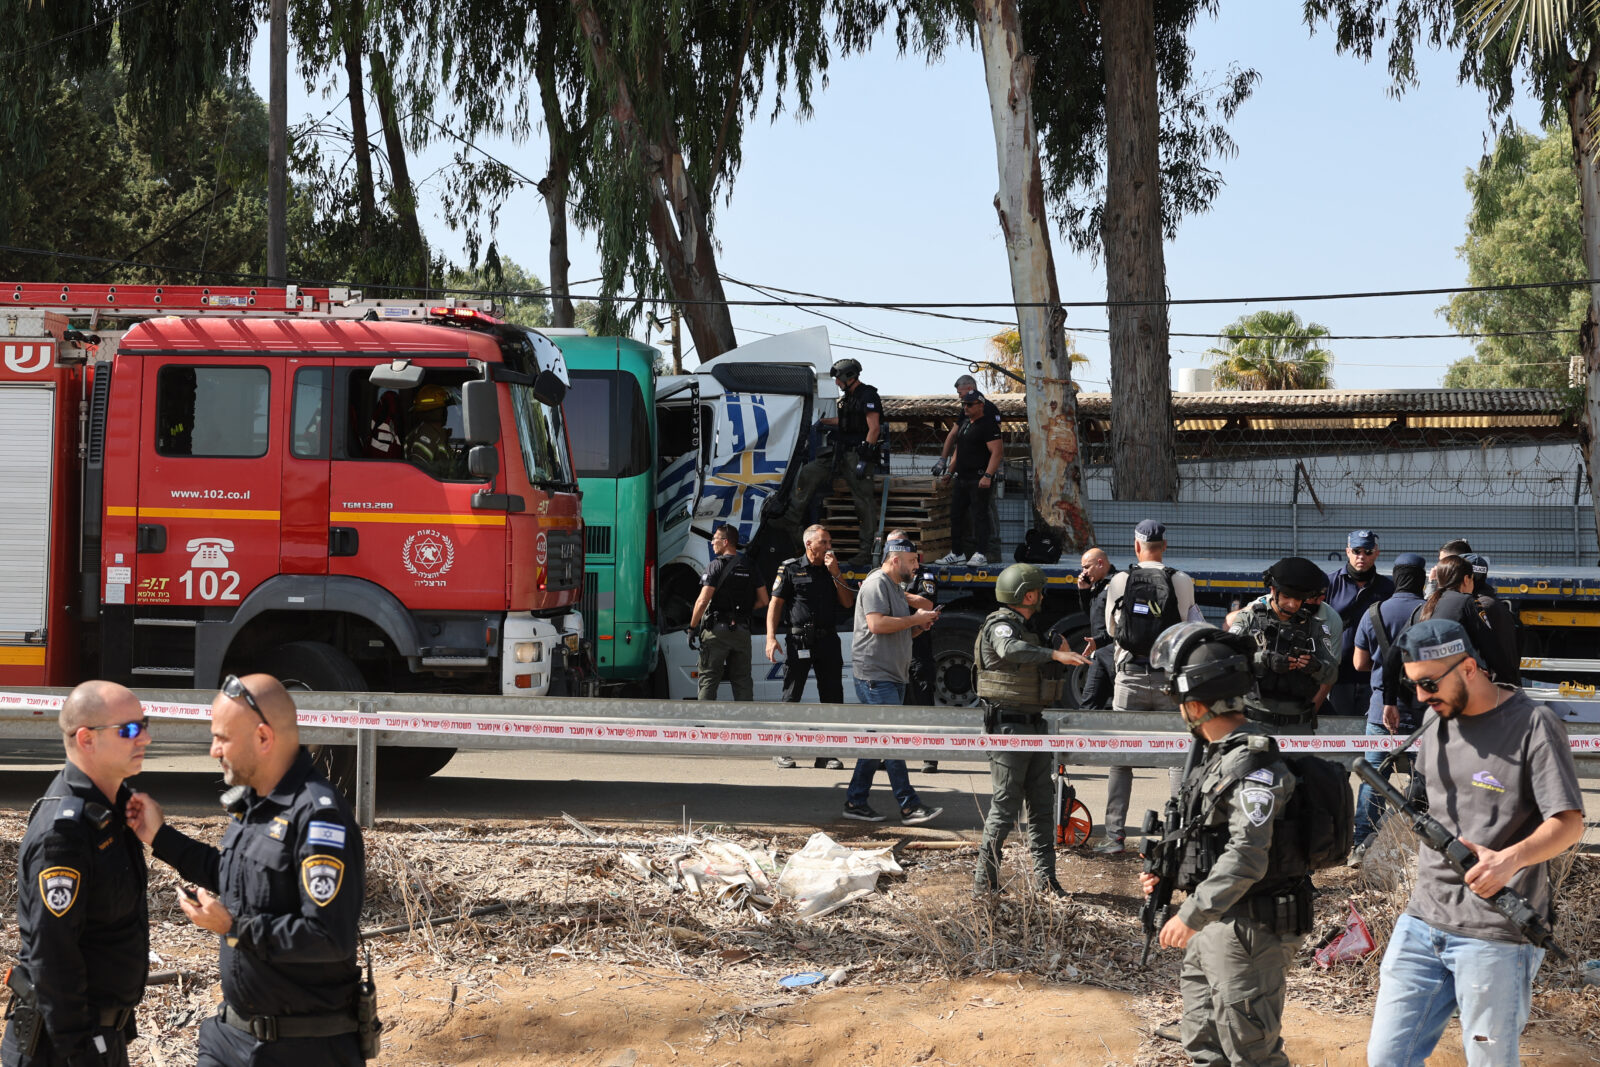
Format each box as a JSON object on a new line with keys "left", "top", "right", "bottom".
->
{"left": 369, "top": 48, "right": 428, "bottom": 288}
{"left": 571, "top": 0, "right": 738, "bottom": 360}
{"left": 1566, "top": 48, "right": 1600, "bottom": 549}
{"left": 973, "top": 0, "right": 1095, "bottom": 552}
{"left": 534, "top": 21, "right": 575, "bottom": 328}
{"left": 1101, "top": 0, "right": 1176, "bottom": 501}
{"left": 342, "top": 0, "right": 376, "bottom": 228}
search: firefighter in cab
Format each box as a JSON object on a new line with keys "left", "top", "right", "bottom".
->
{"left": 405, "top": 385, "right": 458, "bottom": 478}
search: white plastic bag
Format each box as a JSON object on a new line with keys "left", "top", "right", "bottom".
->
{"left": 775, "top": 832, "right": 902, "bottom": 918}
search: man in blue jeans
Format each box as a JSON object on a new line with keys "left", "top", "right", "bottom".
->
{"left": 1349, "top": 551, "right": 1428, "bottom": 863}
{"left": 1367, "top": 620, "right": 1582, "bottom": 1067}
{"left": 844, "top": 531, "right": 943, "bottom": 824}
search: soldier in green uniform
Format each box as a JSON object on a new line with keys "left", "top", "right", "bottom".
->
{"left": 1141, "top": 623, "right": 1314, "bottom": 1067}
{"left": 776, "top": 358, "right": 884, "bottom": 570}
{"left": 972, "top": 563, "right": 1090, "bottom": 896}
{"left": 1226, "top": 557, "right": 1341, "bottom": 735}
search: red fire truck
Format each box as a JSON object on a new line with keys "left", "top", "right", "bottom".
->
{"left": 2, "top": 284, "right": 587, "bottom": 774}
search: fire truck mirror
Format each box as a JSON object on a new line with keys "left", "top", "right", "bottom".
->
{"left": 532, "top": 369, "right": 567, "bottom": 408}
{"left": 467, "top": 444, "right": 498, "bottom": 480}
{"left": 461, "top": 380, "right": 500, "bottom": 445}
{"left": 369, "top": 360, "right": 424, "bottom": 389}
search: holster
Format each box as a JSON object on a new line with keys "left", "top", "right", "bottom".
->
{"left": 3, "top": 966, "right": 42, "bottom": 1058}
{"left": 1228, "top": 887, "right": 1314, "bottom": 936}
{"left": 981, "top": 701, "right": 999, "bottom": 735}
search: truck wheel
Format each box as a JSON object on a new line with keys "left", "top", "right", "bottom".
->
{"left": 930, "top": 615, "right": 983, "bottom": 707}
{"left": 255, "top": 641, "right": 456, "bottom": 785}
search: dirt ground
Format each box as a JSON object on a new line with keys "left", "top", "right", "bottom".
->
{"left": 3, "top": 815, "right": 1597, "bottom": 1067}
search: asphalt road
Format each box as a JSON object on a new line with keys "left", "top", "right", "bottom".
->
{"left": 3, "top": 742, "right": 1597, "bottom": 845}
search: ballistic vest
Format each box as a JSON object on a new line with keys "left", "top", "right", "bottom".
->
{"left": 973, "top": 606, "right": 1063, "bottom": 708}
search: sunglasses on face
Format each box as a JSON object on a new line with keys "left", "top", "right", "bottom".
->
{"left": 1349, "top": 547, "right": 1376, "bottom": 556}
{"left": 88, "top": 719, "right": 151, "bottom": 740}
{"left": 1412, "top": 656, "right": 1468, "bottom": 694}
{"left": 221, "top": 674, "right": 269, "bottom": 725}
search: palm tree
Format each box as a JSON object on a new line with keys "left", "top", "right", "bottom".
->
{"left": 984, "top": 327, "right": 1089, "bottom": 392}
{"left": 1203, "top": 310, "right": 1334, "bottom": 390}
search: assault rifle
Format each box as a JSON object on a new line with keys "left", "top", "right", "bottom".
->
{"left": 1352, "top": 761, "right": 1567, "bottom": 961}
{"left": 1138, "top": 739, "right": 1200, "bottom": 967}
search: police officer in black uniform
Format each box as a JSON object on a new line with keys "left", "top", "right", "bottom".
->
{"left": 690, "top": 523, "right": 770, "bottom": 702}
{"left": 1227, "top": 557, "right": 1341, "bottom": 735}
{"left": 777, "top": 358, "right": 884, "bottom": 570}
{"left": 766, "top": 523, "right": 854, "bottom": 704}
{"left": 937, "top": 390, "right": 1003, "bottom": 566}
{"left": 128, "top": 674, "right": 370, "bottom": 1067}
{"left": 4, "top": 682, "right": 151, "bottom": 1067}
{"left": 1141, "top": 623, "right": 1313, "bottom": 1066}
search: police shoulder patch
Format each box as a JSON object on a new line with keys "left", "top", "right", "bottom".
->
{"left": 1244, "top": 767, "right": 1275, "bottom": 785}
{"left": 39, "top": 866, "right": 81, "bottom": 917}
{"left": 1240, "top": 787, "right": 1276, "bottom": 828}
{"left": 993, "top": 623, "right": 1013, "bottom": 639}
{"left": 307, "top": 820, "right": 347, "bottom": 849}
{"left": 301, "top": 854, "right": 345, "bottom": 906}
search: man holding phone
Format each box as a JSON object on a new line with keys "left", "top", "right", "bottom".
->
{"left": 4, "top": 681, "right": 151, "bottom": 1067}
{"left": 128, "top": 674, "right": 369, "bottom": 1067}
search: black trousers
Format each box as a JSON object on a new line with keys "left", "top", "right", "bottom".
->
{"left": 1079, "top": 645, "right": 1116, "bottom": 709}
{"left": 949, "top": 474, "right": 994, "bottom": 557}
{"left": 2, "top": 1022, "right": 129, "bottom": 1067}
{"left": 196, "top": 1014, "right": 362, "bottom": 1067}
{"left": 781, "top": 632, "right": 843, "bottom": 703}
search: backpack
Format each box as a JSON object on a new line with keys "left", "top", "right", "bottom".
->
{"left": 1280, "top": 753, "right": 1355, "bottom": 871}
{"left": 1014, "top": 527, "right": 1062, "bottom": 564}
{"left": 1113, "top": 566, "right": 1180, "bottom": 657}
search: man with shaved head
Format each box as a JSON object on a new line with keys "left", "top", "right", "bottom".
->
{"left": 128, "top": 675, "right": 369, "bottom": 1066}
{"left": 4, "top": 681, "right": 151, "bottom": 1067}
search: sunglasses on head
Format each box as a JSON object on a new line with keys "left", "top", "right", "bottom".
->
{"left": 1412, "top": 656, "right": 1468, "bottom": 694}
{"left": 221, "top": 674, "right": 269, "bottom": 725}
{"left": 87, "top": 719, "right": 150, "bottom": 740}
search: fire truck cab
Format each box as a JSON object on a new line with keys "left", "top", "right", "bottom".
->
{"left": 3, "top": 288, "right": 588, "bottom": 725}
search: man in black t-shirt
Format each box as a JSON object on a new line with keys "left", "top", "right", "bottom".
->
{"left": 936, "top": 390, "right": 1002, "bottom": 566}
{"left": 766, "top": 523, "right": 856, "bottom": 704}
{"left": 690, "top": 524, "right": 769, "bottom": 702}
{"left": 936, "top": 375, "right": 1003, "bottom": 559}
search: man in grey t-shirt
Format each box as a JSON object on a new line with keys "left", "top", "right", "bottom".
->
{"left": 1367, "top": 619, "right": 1583, "bottom": 1067}
{"left": 842, "top": 531, "right": 942, "bottom": 825}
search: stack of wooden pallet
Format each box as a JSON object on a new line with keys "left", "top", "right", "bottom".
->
{"left": 822, "top": 476, "right": 953, "bottom": 561}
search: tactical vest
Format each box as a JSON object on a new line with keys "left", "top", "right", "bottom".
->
{"left": 972, "top": 607, "right": 1064, "bottom": 707}
{"left": 1176, "top": 732, "right": 1309, "bottom": 895}
{"left": 1243, "top": 606, "right": 1321, "bottom": 705}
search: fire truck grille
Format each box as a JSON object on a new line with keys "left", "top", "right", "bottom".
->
{"left": 542, "top": 529, "right": 583, "bottom": 592}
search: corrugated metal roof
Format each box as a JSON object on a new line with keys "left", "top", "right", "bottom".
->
{"left": 883, "top": 388, "right": 1572, "bottom": 421}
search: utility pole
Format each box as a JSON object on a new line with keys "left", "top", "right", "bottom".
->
{"left": 267, "top": 0, "right": 288, "bottom": 285}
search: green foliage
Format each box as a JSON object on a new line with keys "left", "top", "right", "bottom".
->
{"left": 1204, "top": 310, "right": 1335, "bottom": 390}
{"left": 1443, "top": 121, "right": 1583, "bottom": 388}
{"left": 443, "top": 255, "right": 550, "bottom": 328}
{"left": 0, "top": 64, "right": 269, "bottom": 283}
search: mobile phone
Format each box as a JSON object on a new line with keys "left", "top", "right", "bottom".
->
{"left": 177, "top": 885, "right": 200, "bottom": 905}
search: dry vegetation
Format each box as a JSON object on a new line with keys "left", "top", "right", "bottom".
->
{"left": 1, "top": 811, "right": 1596, "bottom": 1066}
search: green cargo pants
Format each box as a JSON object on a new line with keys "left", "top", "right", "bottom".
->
{"left": 1180, "top": 916, "right": 1300, "bottom": 1067}
{"left": 975, "top": 749, "right": 1056, "bottom": 892}
{"left": 780, "top": 455, "right": 877, "bottom": 558}
{"left": 697, "top": 626, "right": 753, "bottom": 702}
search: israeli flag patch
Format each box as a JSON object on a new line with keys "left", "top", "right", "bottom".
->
{"left": 306, "top": 821, "right": 347, "bottom": 849}
{"left": 1245, "top": 768, "right": 1275, "bottom": 785}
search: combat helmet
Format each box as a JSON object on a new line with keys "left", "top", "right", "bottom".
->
{"left": 995, "top": 562, "right": 1046, "bottom": 605}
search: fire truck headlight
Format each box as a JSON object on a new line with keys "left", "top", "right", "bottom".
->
{"left": 513, "top": 641, "right": 543, "bottom": 663}
{"left": 564, "top": 634, "right": 582, "bottom": 654}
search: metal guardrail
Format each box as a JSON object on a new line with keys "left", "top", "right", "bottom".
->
{"left": 4, "top": 688, "right": 1597, "bottom": 825}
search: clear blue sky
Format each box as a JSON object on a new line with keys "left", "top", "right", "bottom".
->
{"left": 252, "top": 5, "right": 1549, "bottom": 394}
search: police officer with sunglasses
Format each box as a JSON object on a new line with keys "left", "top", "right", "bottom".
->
{"left": 4, "top": 682, "right": 151, "bottom": 1067}
{"left": 127, "top": 674, "right": 370, "bottom": 1066}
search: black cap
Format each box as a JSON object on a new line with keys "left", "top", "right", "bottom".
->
{"left": 1134, "top": 519, "right": 1166, "bottom": 543}
{"left": 1265, "top": 556, "right": 1328, "bottom": 598}
{"left": 962, "top": 391, "right": 986, "bottom": 405}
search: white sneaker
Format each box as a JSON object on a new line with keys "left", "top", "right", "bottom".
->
{"left": 935, "top": 552, "right": 964, "bottom": 565}
{"left": 967, "top": 552, "right": 989, "bottom": 566}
